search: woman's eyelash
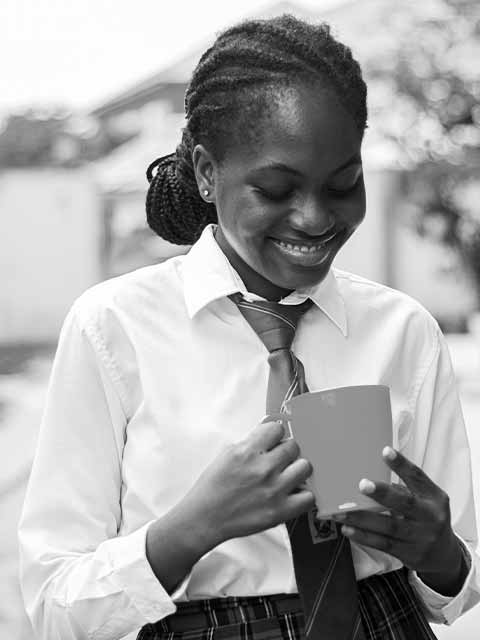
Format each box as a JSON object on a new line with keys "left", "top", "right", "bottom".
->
{"left": 327, "top": 180, "right": 360, "bottom": 196}
{"left": 255, "top": 188, "right": 293, "bottom": 202}
{"left": 255, "top": 179, "right": 360, "bottom": 202}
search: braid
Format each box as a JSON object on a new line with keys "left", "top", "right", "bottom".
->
{"left": 145, "top": 132, "right": 216, "bottom": 244}
{"left": 146, "top": 13, "right": 367, "bottom": 244}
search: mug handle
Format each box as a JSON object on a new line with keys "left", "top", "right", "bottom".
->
{"left": 260, "top": 412, "right": 293, "bottom": 441}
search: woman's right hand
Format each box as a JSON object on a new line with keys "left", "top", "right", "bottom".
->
{"left": 180, "top": 419, "right": 315, "bottom": 550}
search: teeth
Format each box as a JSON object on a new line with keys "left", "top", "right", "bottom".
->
{"left": 276, "top": 239, "right": 330, "bottom": 253}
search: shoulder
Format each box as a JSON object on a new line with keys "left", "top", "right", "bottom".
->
{"left": 333, "top": 267, "right": 442, "bottom": 355}
{"left": 334, "top": 268, "right": 440, "bottom": 326}
{"left": 69, "top": 255, "right": 187, "bottom": 333}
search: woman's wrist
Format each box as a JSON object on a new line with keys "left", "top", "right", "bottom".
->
{"left": 417, "top": 536, "right": 469, "bottom": 597}
{"left": 146, "top": 499, "right": 221, "bottom": 594}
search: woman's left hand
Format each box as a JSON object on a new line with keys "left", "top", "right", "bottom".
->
{"left": 330, "top": 447, "right": 467, "bottom": 596}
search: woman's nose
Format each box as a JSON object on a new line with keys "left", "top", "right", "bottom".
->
{"left": 288, "top": 196, "right": 334, "bottom": 235}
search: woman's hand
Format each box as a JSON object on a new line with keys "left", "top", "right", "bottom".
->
{"left": 146, "top": 420, "right": 314, "bottom": 594}
{"left": 180, "top": 419, "right": 315, "bottom": 550}
{"left": 331, "top": 447, "right": 468, "bottom": 596}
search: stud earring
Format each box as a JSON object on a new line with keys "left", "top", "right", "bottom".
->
{"left": 203, "top": 189, "right": 210, "bottom": 197}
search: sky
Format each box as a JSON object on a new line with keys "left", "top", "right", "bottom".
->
{"left": 1, "top": 0, "right": 348, "bottom": 115}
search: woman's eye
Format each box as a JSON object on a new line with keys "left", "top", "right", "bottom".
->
{"left": 327, "top": 179, "right": 361, "bottom": 197}
{"left": 328, "top": 167, "right": 363, "bottom": 196}
{"left": 255, "top": 188, "right": 294, "bottom": 202}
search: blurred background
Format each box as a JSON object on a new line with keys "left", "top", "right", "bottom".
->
{"left": 1, "top": 0, "right": 479, "bottom": 638}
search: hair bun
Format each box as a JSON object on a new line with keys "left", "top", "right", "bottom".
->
{"left": 146, "top": 153, "right": 176, "bottom": 184}
{"left": 145, "top": 149, "right": 216, "bottom": 245}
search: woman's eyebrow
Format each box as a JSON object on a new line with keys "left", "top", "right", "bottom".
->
{"left": 249, "top": 153, "right": 362, "bottom": 178}
{"left": 249, "top": 162, "right": 303, "bottom": 177}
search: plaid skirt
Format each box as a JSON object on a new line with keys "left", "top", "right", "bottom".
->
{"left": 137, "top": 567, "right": 438, "bottom": 640}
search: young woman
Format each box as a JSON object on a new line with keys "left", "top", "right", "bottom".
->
{"left": 19, "top": 14, "right": 479, "bottom": 640}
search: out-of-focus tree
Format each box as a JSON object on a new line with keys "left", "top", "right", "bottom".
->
{"left": 368, "top": 0, "right": 480, "bottom": 300}
{"left": 0, "top": 107, "right": 137, "bottom": 168}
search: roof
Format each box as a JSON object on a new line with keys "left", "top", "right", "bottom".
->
{"left": 90, "top": 0, "right": 354, "bottom": 118}
{"left": 90, "top": 0, "right": 446, "bottom": 190}
{"left": 91, "top": 0, "right": 446, "bottom": 119}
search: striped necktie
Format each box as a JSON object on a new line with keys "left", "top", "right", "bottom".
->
{"left": 228, "top": 292, "right": 366, "bottom": 640}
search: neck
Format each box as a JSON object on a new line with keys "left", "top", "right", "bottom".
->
{"left": 213, "top": 226, "right": 294, "bottom": 301}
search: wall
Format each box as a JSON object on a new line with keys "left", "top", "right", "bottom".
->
{"left": 392, "top": 223, "right": 477, "bottom": 326}
{"left": 335, "top": 167, "right": 477, "bottom": 326}
{"left": 333, "top": 168, "right": 400, "bottom": 284}
{"left": 0, "top": 168, "right": 103, "bottom": 344}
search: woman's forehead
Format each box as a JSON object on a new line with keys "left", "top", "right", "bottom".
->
{"left": 272, "top": 84, "right": 358, "bottom": 141}
{"left": 226, "top": 86, "right": 362, "bottom": 175}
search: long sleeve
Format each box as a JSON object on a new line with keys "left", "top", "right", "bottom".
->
{"left": 17, "top": 304, "right": 182, "bottom": 640}
{"left": 405, "top": 325, "right": 480, "bottom": 624}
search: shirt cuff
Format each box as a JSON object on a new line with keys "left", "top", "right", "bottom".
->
{"left": 408, "top": 534, "right": 473, "bottom": 625}
{"left": 108, "top": 520, "right": 191, "bottom": 623}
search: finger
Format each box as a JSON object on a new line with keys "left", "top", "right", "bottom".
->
{"left": 340, "top": 523, "right": 409, "bottom": 559}
{"left": 279, "top": 458, "right": 313, "bottom": 493}
{"left": 248, "top": 420, "right": 286, "bottom": 451}
{"left": 358, "top": 478, "right": 423, "bottom": 519}
{"left": 284, "top": 489, "right": 316, "bottom": 520}
{"left": 269, "top": 438, "right": 300, "bottom": 471}
{"left": 382, "top": 447, "right": 438, "bottom": 496}
{"left": 332, "top": 510, "right": 416, "bottom": 542}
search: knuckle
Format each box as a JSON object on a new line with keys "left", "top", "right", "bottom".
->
{"left": 305, "top": 492, "right": 317, "bottom": 511}
{"left": 411, "top": 465, "right": 424, "bottom": 484}
{"left": 257, "top": 461, "right": 272, "bottom": 481}
{"left": 251, "top": 456, "right": 268, "bottom": 479}
{"left": 264, "top": 503, "right": 277, "bottom": 525}
{"left": 280, "top": 440, "right": 297, "bottom": 464}
{"left": 433, "top": 510, "right": 449, "bottom": 532}
{"left": 298, "top": 458, "right": 313, "bottom": 477}
{"left": 288, "top": 440, "right": 301, "bottom": 459}
{"left": 438, "top": 490, "right": 450, "bottom": 512}
{"left": 228, "top": 444, "right": 245, "bottom": 465}
{"left": 404, "top": 491, "right": 416, "bottom": 514}
{"left": 273, "top": 420, "right": 287, "bottom": 437}
{"left": 235, "top": 440, "right": 249, "bottom": 458}
{"left": 389, "top": 517, "right": 400, "bottom": 538}
{"left": 295, "top": 492, "right": 316, "bottom": 516}
{"left": 262, "top": 484, "right": 277, "bottom": 505}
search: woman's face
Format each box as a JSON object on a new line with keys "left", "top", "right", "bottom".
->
{"left": 194, "top": 84, "right": 366, "bottom": 300}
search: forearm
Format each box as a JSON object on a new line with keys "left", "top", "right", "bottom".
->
{"left": 146, "top": 498, "right": 221, "bottom": 594}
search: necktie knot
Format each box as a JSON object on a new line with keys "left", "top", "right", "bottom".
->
{"left": 228, "top": 292, "right": 313, "bottom": 353}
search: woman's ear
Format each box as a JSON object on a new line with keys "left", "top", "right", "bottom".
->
{"left": 192, "top": 144, "right": 216, "bottom": 203}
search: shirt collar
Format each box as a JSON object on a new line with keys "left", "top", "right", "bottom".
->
{"left": 182, "top": 223, "right": 348, "bottom": 336}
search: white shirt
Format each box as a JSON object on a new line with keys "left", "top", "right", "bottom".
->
{"left": 18, "top": 223, "right": 480, "bottom": 640}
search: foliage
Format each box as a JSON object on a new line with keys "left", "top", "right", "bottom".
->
{"left": 368, "top": 0, "right": 480, "bottom": 298}
{"left": 0, "top": 107, "right": 136, "bottom": 168}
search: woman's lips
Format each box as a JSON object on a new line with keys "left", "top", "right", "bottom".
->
{"left": 269, "top": 230, "right": 343, "bottom": 266}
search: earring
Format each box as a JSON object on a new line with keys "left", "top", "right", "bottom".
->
{"left": 203, "top": 189, "right": 210, "bottom": 197}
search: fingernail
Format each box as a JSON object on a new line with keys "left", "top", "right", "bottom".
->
{"left": 383, "top": 446, "right": 396, "bottom": 460}
{"left": 342, "top": 525, "right": 355, "bottom": 536}
{"left": 359, "top": 478, "right": 375, "bottom": 494}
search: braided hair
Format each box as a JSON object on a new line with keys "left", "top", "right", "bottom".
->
{"left": 146, "top": 14, "right": 368, "bottom": 245}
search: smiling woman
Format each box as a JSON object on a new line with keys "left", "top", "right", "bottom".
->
{"left": 18, "top": 11, "right": 480, "bottom": 640}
